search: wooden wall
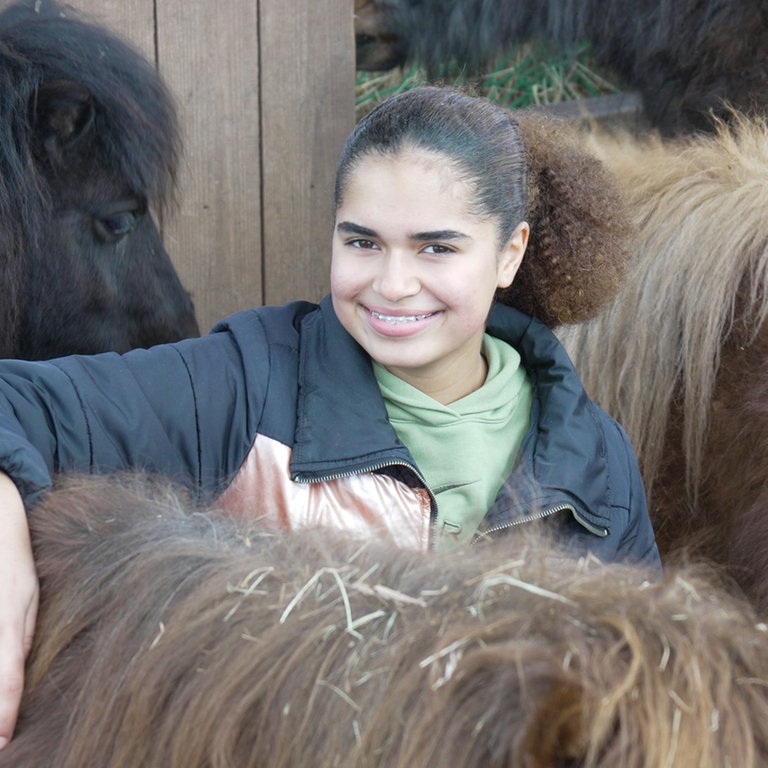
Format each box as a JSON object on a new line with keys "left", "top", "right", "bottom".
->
{"left": 68, "top": 0, "right": 356, "bottom": 333}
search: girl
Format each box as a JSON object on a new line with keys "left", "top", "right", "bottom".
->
{"left": 0, "top": 86, "right": 658, "bottom": 746}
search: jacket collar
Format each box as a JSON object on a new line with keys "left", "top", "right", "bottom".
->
{"left": 290, "top": 295, "right": 414, "bottom": 480}
{"left": 483, "top": 302, "right": 612, "bottom": 533}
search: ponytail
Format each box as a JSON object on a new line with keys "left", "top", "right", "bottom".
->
{"left": 498, "top": 112, "right": 632, "bottom": 327}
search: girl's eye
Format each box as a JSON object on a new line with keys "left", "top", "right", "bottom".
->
{"left": 423, "top": 243, "right": 454, "bottom": 255}
{"left": 348, "top": 238, "right": 379, "bottom": 250}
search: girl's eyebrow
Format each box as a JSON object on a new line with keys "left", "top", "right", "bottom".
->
{"left": 337, "top": 221, "right": 377, "bottom": 237}
{"left": 410, "top": 229, "right": 470, "bottom": 242}
{"left": 336, "top": 221, "right": 470, "bottom": 242}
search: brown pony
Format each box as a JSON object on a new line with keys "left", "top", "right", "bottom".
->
{"left": 558, "top": 115, "right": 768, "bottom": 610}
{"left": 4, "top": 474, "right": 768, "bottom": 767}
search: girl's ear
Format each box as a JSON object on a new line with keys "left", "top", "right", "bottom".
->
{"left": 497, "top": 221, "right": 529, "bottom": 288}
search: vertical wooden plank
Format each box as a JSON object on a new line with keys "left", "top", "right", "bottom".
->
{"left": 65, "top": 0, "right": 155, "bottom": 64}
{"left": 260, "top": 0, "right": 356, "bottom": 305}
{"left": 156, "top": 1, "right": 262, "bottom": 333}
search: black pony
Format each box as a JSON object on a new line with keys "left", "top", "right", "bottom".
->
{"left": 354, "top": 0, "right": 768, "bottom": 136}
{"left": 0, "top": 0, "right": 199, "bottom": 360}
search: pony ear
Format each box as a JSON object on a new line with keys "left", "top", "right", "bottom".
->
{"left": 32, "top": 80, "right": 96, "bottom": 164}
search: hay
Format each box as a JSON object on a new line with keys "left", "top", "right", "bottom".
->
{"left": 10, "top": 474, "right": 768, "bottom": 767}
{"left": 355, "top": 42, "right": 623, "bottom": 118}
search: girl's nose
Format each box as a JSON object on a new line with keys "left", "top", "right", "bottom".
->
{"left": 372, "top": 252, "right": 420, "bottom": 300}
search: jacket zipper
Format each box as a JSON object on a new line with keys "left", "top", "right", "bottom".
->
{"left": 570, "top": 508, "right": 609, "bottom": 537}
{"left": 292, "top": 460, "right": 441, "bottom": 547}
{"left": 472, "top": 501, "right": 609, "bottom": 543}
{"left": 472, "top": 502, "right": 572, "bottom": 543}
{"left": 293, "top": 469, "right": 608, "bottom": 545}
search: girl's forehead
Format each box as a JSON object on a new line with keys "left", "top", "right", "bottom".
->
{"left": 337, "top": 150, "right": 499, "bottom": 241}
{"left": 347, "top": 149, "right": 473, "bottom": 200}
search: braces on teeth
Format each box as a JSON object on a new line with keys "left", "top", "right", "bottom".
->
{"left": 371, "top": 310, "right": 432, "bottom": 324}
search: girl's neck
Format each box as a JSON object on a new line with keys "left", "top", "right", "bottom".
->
{"left": 384, "top": 351, "right": 488, "bottom": 405}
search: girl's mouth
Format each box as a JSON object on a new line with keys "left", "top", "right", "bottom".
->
{"left": 365, "top": 307, "right": 441, "bottom": 337}
{"left": 369, "top": 310, "right": 436, "bottom": 325}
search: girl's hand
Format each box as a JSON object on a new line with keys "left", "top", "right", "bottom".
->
{"left": 0, "top": 473, "right": 38, "bottom": 749}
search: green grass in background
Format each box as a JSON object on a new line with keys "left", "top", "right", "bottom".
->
{"left": 355, "top": 43, "right": 623, "bottom": 119}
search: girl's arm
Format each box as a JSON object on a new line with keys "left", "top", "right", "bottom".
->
{"left": 0, "top": 319, "right": 268, "bottom": 747}
{"left": 0, "top": 472, "right": 37, "bottom": 749}
{"left": 0, "top": 331, "right": 257, "bottom": 503}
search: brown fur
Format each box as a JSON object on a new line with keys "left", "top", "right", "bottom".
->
{"left": 4, "top": 474, "right": 768, "bottom": 767}
{"left": 558, "top": 115, "right": 768, "bottom": 608}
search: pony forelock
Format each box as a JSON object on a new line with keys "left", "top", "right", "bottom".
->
{"left": 0, "top": 2, "right": 180, "bottom": 215}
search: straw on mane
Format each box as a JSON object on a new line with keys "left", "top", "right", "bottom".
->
{"left": 4, "top": 474, "right": 768, "bottom": 767}
{"left": 558, "top": 114, "right": 768, "bottom": 602}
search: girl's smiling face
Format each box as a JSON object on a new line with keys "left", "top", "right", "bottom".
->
{"left": 331, "top": 149, "right": 528, "bottom": 404}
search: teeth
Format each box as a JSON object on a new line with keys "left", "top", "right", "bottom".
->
{"left": 371, "top": 310, "right": 433, "bottom": 324}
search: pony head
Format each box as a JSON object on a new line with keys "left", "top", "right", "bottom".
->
{"left": 0, "top": 0, "right": 198, "bottom": 358}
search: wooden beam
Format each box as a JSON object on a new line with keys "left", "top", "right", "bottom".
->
{"left": 259, "top": 0, "right": 356, "bottom": 306}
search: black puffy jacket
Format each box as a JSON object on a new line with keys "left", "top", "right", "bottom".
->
{"left": 0, "top": 295, "right": 660, "bottom": 569}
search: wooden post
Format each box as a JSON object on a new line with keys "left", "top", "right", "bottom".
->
{"left": 156, "top": 1, "right": 263, "bottom": 332}
{"left": 68, "top": 0, "right": 155, "bottom": 61}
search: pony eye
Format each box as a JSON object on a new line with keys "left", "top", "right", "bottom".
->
{"left": 92, "top": 198, "right": 146, "bottom": 243}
